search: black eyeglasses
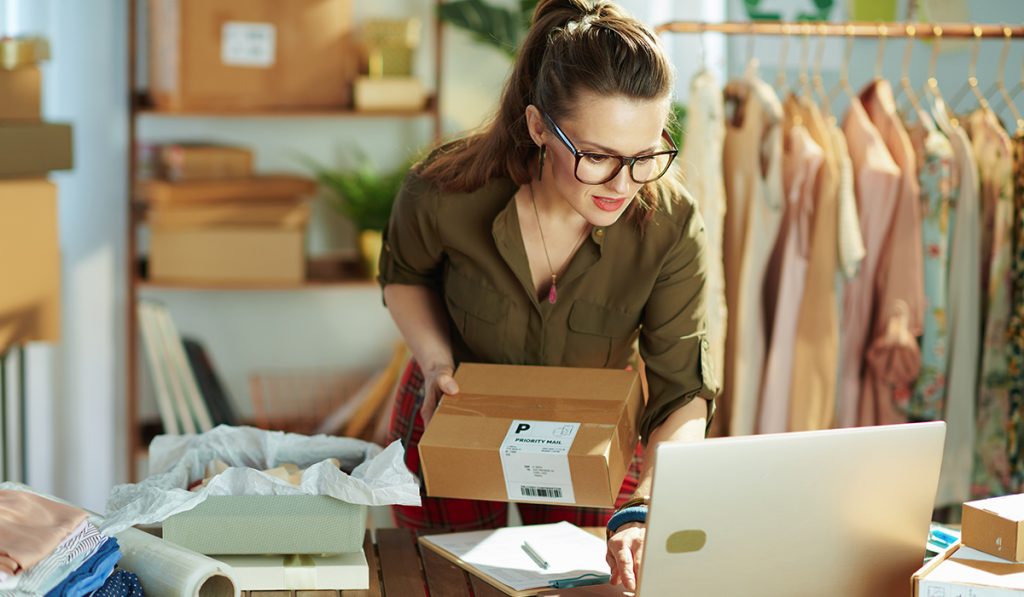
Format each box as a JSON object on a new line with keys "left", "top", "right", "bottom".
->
{"left": 542, "top": 110, "right": 678, "bottom": 185}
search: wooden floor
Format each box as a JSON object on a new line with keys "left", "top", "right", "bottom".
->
{"left": 241, "top": 528, "right": 628, "bottom": 597}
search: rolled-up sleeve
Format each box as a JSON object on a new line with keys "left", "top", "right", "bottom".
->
{"left": 638, "top": 204, "right": 720, "bottom": 443}
{"left": 378, "top": 170, "right": 444, "bottom": 293}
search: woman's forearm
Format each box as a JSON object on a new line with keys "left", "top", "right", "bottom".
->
{"left": 633, "top": 397, "right": 709, "bottom": 499}
{"left": 383, "top": 283, "right": 454, "bottom": 372}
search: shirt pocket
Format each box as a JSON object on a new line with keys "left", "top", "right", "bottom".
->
{"left": 565, "top": 300, "right": 638, "bottom": 368}
{"left": 445, "top": 267, "right": 509, "bottom": 360}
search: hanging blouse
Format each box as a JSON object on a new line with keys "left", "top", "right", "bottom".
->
{"left": 1009, "top": 131, "right": 1024, "bottom": 494}
{"left": 967, "top": 108, "right": 1015, "bottom": 499}
{"left": 787, "top": 96, "right": 841, "bottom": 432}
{"left": 859, "top": 79, "right": 925, "bottom": 426}
{"left": 932, "top": 94, "right": 981, "bottom": 508}
{"left": 906, "top": 121, "right": 955, "bottom": 423}
{"left": 833, "top": 126, "right": 866, "bottom": 280}
{"left": 758, "top": 105, "right": 822, "bottom": 434}
{"left": 720, "top": 74, "right": 785, "bottom": 437}
{"left": 837, "top": 98, "right": 901, "bottom": 428}
{"left": 681, "top": 70, "right": 728, "bottom": 388}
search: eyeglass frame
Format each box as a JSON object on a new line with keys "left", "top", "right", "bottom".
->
{"left": 541, "top": 110, "right": 679, "bottom": 185}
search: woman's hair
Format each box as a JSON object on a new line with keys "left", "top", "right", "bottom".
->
{"left": 418, "top": 0, "right": 684, "bottom": 223}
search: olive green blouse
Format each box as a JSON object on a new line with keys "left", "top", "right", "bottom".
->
{"left": 378, "top": 171, "right": 718, "bottom": 442}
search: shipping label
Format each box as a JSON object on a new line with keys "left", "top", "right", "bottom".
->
{"left": 221, "top": 22, "right": 277, "bottom": 68}
{"left": 500, "top": 420, "right": 580, "bottom": 504}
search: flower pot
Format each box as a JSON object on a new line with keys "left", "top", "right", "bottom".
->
{"left": 359, "top": 229, "right": 383, "bottom": 280}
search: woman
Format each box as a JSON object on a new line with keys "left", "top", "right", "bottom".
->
{"left": 378, "top": 0, "right": 717, "bottom": 590}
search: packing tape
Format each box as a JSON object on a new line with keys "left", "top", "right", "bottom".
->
{"left": 283, "top": 554, "right": 318, "bottom": 589}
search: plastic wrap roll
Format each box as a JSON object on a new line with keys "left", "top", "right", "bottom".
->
{"left": 114, "top": 527, "right": 238, "bottom": 597}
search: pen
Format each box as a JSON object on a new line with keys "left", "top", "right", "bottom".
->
{"left": 521, "top": 541, "right": 549, "bottom": 570}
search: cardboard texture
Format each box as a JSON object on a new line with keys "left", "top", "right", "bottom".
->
{"left": 914, "top": 544, "right": 1024, "bottom": 596}
{"left": 353, "top": 76, "right": 427, "bottom": 112}
{"left": 418, "top": 363, "right": 643, "bottom": 509}
{"left": 0, "top": 179, "right": 60, "bottom": 352}
{"left": 160, "top": 144, "right": 254, "bottom": 182}
{"left": 148, "top": 199, "right": 309, "bottom": 229}
{"left": 964, "top": 494, "right": 1024, "bottom": 562}
{"left": 163, "top": 495, "right": 366, "bottom": 555}
{"left": 0, "top": 123, "right": 73, "bottom": 178}
{"left": 141, "top": 176, "right": 317, "bottom": 205}
{"left": 0, "top": 37, "right": 49, "bottom": 70}
{"left": 0, "top": 67, "right": 41, "bottom": 120}
{"left": 149, "top": 0, "right": 356, "bottom": 111}
{"left": 149, "top": 226, "right": 306, "bottom": 285}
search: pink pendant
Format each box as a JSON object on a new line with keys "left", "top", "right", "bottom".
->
{"left": 548, "top": 282, "right": 557, "bottom": 304}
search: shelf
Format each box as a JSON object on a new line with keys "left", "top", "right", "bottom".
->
{"left": 138, "top": 278, "right": 378, "bottom": 291}
{"left": 134, "top": 97, "right": 438, "bottom": 120}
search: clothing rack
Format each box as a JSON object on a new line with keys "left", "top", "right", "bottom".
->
{"left": 655, "top": 21, "right": 1024, "bottom": 39}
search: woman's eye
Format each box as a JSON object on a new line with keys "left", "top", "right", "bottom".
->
{"left": 584, "top": 154, "right": 609, "bottom": 164}
{"left": 634, "top": 156, "right": 655, "bottom": 164}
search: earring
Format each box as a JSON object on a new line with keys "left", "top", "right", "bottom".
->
{"left": 538, "top": 145, "right": 547, "bottom": 181}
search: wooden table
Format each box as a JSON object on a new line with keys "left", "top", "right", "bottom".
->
{"left": 242, "top": 529, "right": 630, "bottom": 597}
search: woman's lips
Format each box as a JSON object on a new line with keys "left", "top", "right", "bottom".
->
{"left": 592, "top": 195, "right": 626, "bottom": 212}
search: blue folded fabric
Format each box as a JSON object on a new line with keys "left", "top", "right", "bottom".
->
{"left": 93, "top": 569, "right": 144, "bottom": 597}
{"left": 45, "top": 537, "right": 121, "bottom": 597}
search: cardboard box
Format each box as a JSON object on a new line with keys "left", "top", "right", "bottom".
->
{"left": 149, "top": 225, "right": 306, "bottom": 285}
{"left": 160, "top": 144, "right": 254, "bottom": 182}
{"left": 964, "top": 494, "right": 1024, "bottom": 562}
{"left": 0, "top": 123, "right": 73, "bottom": 178}
{"left": 0, "top": 179, "right": 60, "bottom": 352}
{"left": 0, "top": 67, "right": 41, "bottom": 120}
{"left": 0, "top": 37, "right": 49, "bottom": 70}
{"left": 149, "top": 199, "right": 309, "bottom": 229}
{"left": 213, "top": 551, "right": 369, "bottom": 590}
{"left": 140, "top": 176, "right": 317, "bottom": 205}
{"left": 913, "top": 543, "right": 1024, "bottom": 596}
{"left": 163, "top": 495, "right": 366, "bottom": 555}
{"left": 149, "top": 0, "right": 356, "bottom": 111}
{"left": 354, "top": 76, "right": 427, "bottom": 112}
{"left": 418, "top": 363, "right": 643, "bottom": 509}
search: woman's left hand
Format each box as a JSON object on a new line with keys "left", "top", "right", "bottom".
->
{"left": 606, "top": 522, "right": 645, "bottom": 591}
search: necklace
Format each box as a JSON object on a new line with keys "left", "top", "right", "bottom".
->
{"left": 528, "top": 183, "right": 589, "bottom": 304}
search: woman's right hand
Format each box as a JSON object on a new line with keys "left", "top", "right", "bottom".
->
{"left": 419, "top": 362, "right": 460, "bottom": 424}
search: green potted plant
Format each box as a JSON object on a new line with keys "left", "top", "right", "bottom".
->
{"left": 301, "top": 155, "right": 410, "bottom": 280}
{"left": 438, "top": 0, "right": 538, "bottom": 57}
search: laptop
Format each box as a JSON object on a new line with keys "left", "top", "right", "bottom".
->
{"left": 638, "top": 422, "right": 946, "bottom": 597}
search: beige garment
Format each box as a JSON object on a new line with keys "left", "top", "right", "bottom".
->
{"left": 836, "top": 99, "right": 902, "bottom": 428}
{"left": 759, "top": 108, "right": 823, "bottom": 434}
{"left": 0, "top": 490, "right": 88, "bottom": 575}
{"left": 787, "top": 96, "right": 841, "bottom": 432}
{"left": 859, "top": 79, "right": 925, "bottom": 426}
{"left": 681, "top": 70, "right": 728, "bottom": 386}
{"left": 719, "top": 74, "right": 785, "bottom": 437}
{"left": 832, "top": 126, "right": 866, "bottom": 280}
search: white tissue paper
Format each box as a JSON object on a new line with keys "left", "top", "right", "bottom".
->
{"left": 102, "top": 425, "right": 420, "bottom": 535}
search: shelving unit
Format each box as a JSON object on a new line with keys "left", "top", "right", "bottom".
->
{"left": 125, "top": 0, "right": 444, "bottom": 480}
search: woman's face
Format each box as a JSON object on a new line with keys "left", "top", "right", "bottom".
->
{"left": 531, "top": 92, "right": 670, "bottom": 227}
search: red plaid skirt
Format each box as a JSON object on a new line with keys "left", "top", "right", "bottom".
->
{"left": 388, "top": 360, "right": 643, "bottom": 531}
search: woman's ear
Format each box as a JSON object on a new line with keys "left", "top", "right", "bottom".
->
{"left": 524, "top": 104, "right": 547, "bottom": 147}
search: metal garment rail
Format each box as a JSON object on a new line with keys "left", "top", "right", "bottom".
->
{"left": 655, "top": 21, "right": 1024, "bottom": 39}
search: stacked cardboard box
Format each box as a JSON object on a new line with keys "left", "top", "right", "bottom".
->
{"left": 0, "top": 37, "right": 72, "bottom": 353}
{"left": 913, "top": 494, "right": 1024, "bottom": 595}
{"left": 144, "top": 145, "right": 316, "bottom": 285}
{"left": 354, "top": 19, "right": 428, "bottom": 112}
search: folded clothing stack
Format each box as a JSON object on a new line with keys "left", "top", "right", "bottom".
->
{"left": 0, "top": 490, "right": 142, "bottom": 596}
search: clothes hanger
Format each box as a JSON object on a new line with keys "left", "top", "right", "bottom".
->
{"left": 828, "top": 23, "right": 857, "bottom": 109}
{"left": 948, "top": 25, "right": 990, "bottom": 117}
{"left": 994, "top": 27, "right": 1024, "bottom": 134}
{"left": 894, "top": 24, "right": 931, "bottom": 130}
{"left": 992, "top": 32, "right": 1024, "bottom": 115}
{"left": 745, "top": 21, "right": 759, "bottom": 77}
{"left": 923, "top": 25, "right": 951, "bottom": 121}
{"left": 698, "top": 21, "right": 708, "bottom": 71}
{"left": 799, "top": 23, "right": 815, "bottom": 100}
{"left": 812, "top": 23, "right": 835, "bottom": 122}
{"left": 981, "top": 25, "right": 1010, "bottom": 106}
{"left": 775, "top": 23, "right": 790, "bottom": 94}
{"left": 874, "top": 23, "right": 888, "bottom": 82}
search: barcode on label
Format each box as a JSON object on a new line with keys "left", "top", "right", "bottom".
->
{"left": 521, "top": 486, "right": 563, "bottom": 498}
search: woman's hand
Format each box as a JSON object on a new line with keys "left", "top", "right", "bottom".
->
{"left": 419, "top": 362, "right": 460, "bottom": 424}
{"left": 606, "top": 522, "right": 645, "bottom": 592}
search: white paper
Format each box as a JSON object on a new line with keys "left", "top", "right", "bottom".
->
{"left": 500, "top": 420, "right": 579, "bottom": 504}
{"left": 103, "top": 425, "right": 421, "bottom": 535}
{"left": 221, "top": 22, "right": 276, "bottom": 68}
{"left": 422, "top": 522, "right": 609, "bottom": 592}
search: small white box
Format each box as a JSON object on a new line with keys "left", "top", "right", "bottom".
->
{"left": 914, "top": 544, "right": 1024, "bottom": 596}
{"left": 215, "top": 551, "right": 369, "bottom": 590}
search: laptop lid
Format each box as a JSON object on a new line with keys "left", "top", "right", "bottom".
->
{"left": 639, "top": 422, "right": 946, "bottom": 597}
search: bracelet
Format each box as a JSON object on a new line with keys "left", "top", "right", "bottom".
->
{"left": 606, "top": 505, "right": 648, "bottom": 538}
